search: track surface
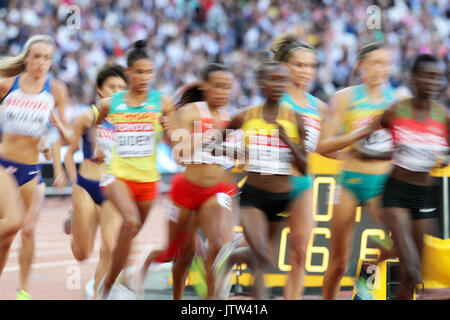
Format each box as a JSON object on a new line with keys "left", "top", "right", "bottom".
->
{"left": 1, "top": 195, "right": 448, "bottom": 300}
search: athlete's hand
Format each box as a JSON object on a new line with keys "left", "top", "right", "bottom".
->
{"left": 275, "top": 122, "right": 292, "bottom": 146}
{"left": 50, "top": 111, "right": 65, "bottom": 134}
{"left": 92, "top": 148, "right": 106, "bottom": 165}
{"left": 42, "top": 148, "right": 52, "bottom": 161}
{"left": 53, "top": 171, "right": 67, "bottom": 192}
{"left": 50, "top": 111, "right": 75, "bottom": 143}
{"left": 160, "top": 116, "right": 171, "bottom": 135}
{"left": 436, "top": 154, "right": 450, "bottom": 169}
{"left": 363, "top": 115, "right": 382, "bottom": 137}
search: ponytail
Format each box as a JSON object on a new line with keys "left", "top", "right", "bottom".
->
{"left": 174, "top": 82, "right": 203, "bottom": 109}
{"left": 349, "top": 63, "right": 361, "bottom": 85}
{"left": 0, "top": 34, "right": 55, "bottom": 78}
{"left": 175, "top": 63, "right": 230, "bottom": 109}
{"left": 126, "top": 40, "right": 149, "bottom": 68}
{"left": 270, "top": 33, "right": 315, "bottom": 63}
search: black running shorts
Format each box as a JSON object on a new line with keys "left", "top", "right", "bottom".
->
{"left": 382, "top": 177, "right": 438, "bottom": 220}
{"left": 239, "top": 184, "right": 291, "bottom": 222}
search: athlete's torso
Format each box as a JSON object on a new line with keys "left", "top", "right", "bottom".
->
{"left": 241, "top": 104, "right": 300, "bottom": 176}
{"left": 184, "top": 102, "right": 232, "bottom": 187}
{"left": 107, "top": 90, "right": 163, "bottom": 183}
{"left": 79, "top": 105, "right": 115, "bottom": 180}
{"left": 0, "top": 75, "right": 55, "bottom": 164}
{"left": 390, "top": 99, "right": 448, "bottom": 173}
{"left": 342, "top": 83, "right": 397, "bottom": 174}
{"left": 280, "top": 91, "right": 321, "bottom": 154}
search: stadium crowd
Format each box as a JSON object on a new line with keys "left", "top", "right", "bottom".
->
{"left": 0, "top": 0, "right": 448, "bottom": 121}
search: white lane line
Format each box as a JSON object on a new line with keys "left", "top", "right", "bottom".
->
{"left": 2, "top": 244, "right": 159, "bottom": 273}
{"left": 8, "top": 249, "right": 100, "bottom": 258}
{"left": 3, "top": 253, "right": 140, "bottom": 273}
{"left": 3, "top": 259, "right": 99, "bottom": 272}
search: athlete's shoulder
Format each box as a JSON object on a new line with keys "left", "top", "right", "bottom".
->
{"left": 329, "top": 86, "right": 354, "bottom": 112}
{"left": 160, "top": 94, "right": 175, "bottom": 112}
{"left": 177, "top": 102, "right": 202, "bottom": 119}
{"left": 242, "top": 104, "right": 262, "bottom": 112}
{"left": 97, "top": 97, "right": 113, "bottom": 116}
{"left": 430, "top": 99, "right": 447, "bottom": 120}
{"left": 331, "top": 86, "right": 354, "bottom": 101}
{"left": 387, "top": 97, "right": 410, "bottom": 118}
{"left": 307, "top": 94, "right": 328, "bottom": 113}
{"left": 0, "top": 76, "right": 17, "bottom": 100}
{"left": 50, "top": 79, "right": 68, "bottom": 95}
{"left": 81, "top": 106, "right": 96, "bottom": 124}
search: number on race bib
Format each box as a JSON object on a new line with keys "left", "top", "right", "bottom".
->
{"left": 115, "top": 131, "right": 155, "bottom": 158}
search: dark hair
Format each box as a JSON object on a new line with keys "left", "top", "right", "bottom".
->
{"left": 412, "top": 54, "right": 439, "bottom": 75}
{"left": 349, "top": 41, "right": 386, "bottom": 84}
{"left": 175, "top": 63, "right": 230, "bottom": 108}
{"left": 126, "top": 40, "right": 149, "bottom": 67}
{"left": 96, "top": 64, "right": 128, "bottom": 88}
{"left": 200, "top": 63, "right": 230, "bottom": 81}
{"left": 256, "top": 61, "right": 285, "bottom": 82}
{"left": 357, "top": 41, "right": 385, "bottom": 61}
{"left": 270, "top": 33, "right": 315, "bottom": 63}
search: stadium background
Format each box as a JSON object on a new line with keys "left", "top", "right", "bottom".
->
{"left": 0, "top": 0, "right": 449, "bottom": 299}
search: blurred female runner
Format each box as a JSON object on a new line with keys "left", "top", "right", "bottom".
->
{"left": 136, "top": 63, "right": 240, "bottom": 300}
{"left": 377, "top": 54, "right": 447, "bottom": 299}
{"left": 218, "top": 61, "right": 308, "bottom": 299}
{"left": 95, "top": 40, "right": 175, "bottom": 299}
{"left": 0, "top": 35, "right": 71, "bottom": 295}
{"left": 269, "top": 34, "right": 329, "bottom": 299}
{"left": 320, "top": 42, "right": 399, "bottom": 300}
{"left": 15, "top": 137, "right": 51, "bottom": 300}
{"left": 0, "top": 130, "right": 49, "bottom": 300}
{"left": 63, "top": 64, "right": 127, "bottom": 298}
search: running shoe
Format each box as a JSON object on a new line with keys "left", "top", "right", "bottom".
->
{"left": 189, "top": 255, "right": 207, "bottom": 298}
{"left": 213, "top": 233, "right": 245, "bottom": 299}
{"left": 95, "top": 276, "right": 110, "bottom": 300}
{"left": 353, "top": 278, "right": 374, "bottom": 300}
{"left": 15, "top": 289, "right": 31, "bottom": 300}
{"left": 370, "top": 237, "right": 396, "bottom": 263}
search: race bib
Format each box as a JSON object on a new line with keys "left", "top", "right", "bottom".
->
{"left": 303, "top": 115, "right": 321, "bottom": 153}
{"left": 393, "top": 144, "right": 446, "bottom": 172}
{"left": 392, "top": 124, "right": 449, "bottom": 172}
{"left": 114, "top": 123, "right": 155, "bottom": 158}
{"left": 2, "top": 90, "right": 55, "bottom": 137}
{"left": 96, "top": 127, "right": 115, "bottom": 163}
{"left": 246, "top": 134, "right": 293, "bottom": 175}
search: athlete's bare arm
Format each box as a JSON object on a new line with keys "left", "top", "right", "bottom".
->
{"left": 316, "top": 88, "right": 374, "bottom": 155}
{"left": 227, "top": 109, "right": 246, "bottom": 131}
{"left": 171, "top": 103, "right": 201, "bottom": 164}
{"left": 0, "top": 77, "right": 15, "bottom": 102}
{"left": 435, "top": 108, "right": 450, "bottom": 168}
{"left": 95, "top": 97, "right": 112, "bottom": 126}
{"left": 51, "top": 138, "right": 67, "bottom": 190}
{"left": 220, "top": 109, "right": 247, "bottom": 159}
{"left": 64, "top": 110, "right": 95, "bottom": 184}
{"left": 281, "top": 111, "right": 307, "bottom": 175}
{"left": 161, "top": 94, "right": 176, "bottom": 145}
{"left": 51, "top": 79, "right": 74, "bottom": 144}
{"left": 315, "top": 100, "right": 342, "bottom": 159}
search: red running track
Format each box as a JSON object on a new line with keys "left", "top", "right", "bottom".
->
{"left": 0, "top": 196, "right": 168, "bottom": 300}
